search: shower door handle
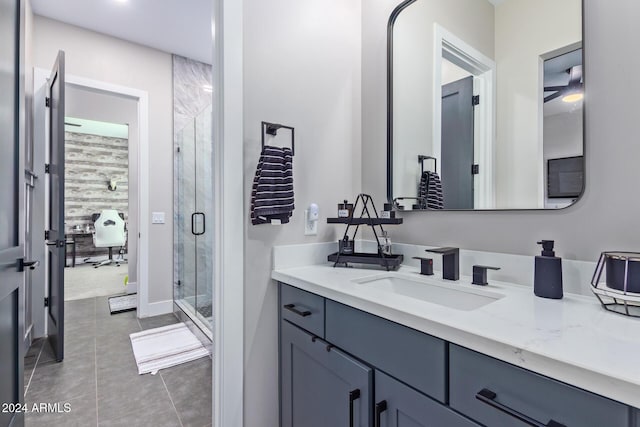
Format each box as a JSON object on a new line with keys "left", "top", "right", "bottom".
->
{"left": 191, "top": 212, "right": 206, "bottom": 236}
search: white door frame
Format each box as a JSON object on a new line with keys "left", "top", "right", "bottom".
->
{"left": 212, "top": 0, "right": 244, "bottom": 425}
{"left": 33, "top": 67, "right": 151, "bottom": 320}
{"left": 433, "top": 24, "right": 496, "bottom": 209}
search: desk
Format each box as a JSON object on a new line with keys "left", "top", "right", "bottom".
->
{"left": 65, "top": 232, "right": 92, "bottom": 267}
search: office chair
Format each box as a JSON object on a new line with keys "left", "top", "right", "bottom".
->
{"left": 93, "top": 209, "right": 127, "bottom": 268}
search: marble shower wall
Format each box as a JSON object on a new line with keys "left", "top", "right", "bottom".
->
{"left": 172, "top": 54, "right": 214, "bottom": 315}
{"left": 65, "top": 131, "right": 128, "bottom": 258}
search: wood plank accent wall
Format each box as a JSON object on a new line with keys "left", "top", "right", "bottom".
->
{"left": 65, "top": 131, "right": 129, "bottom": 258}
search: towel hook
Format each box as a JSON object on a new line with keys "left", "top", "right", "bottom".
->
{"left": 261, "top": 121, "right": 295, "bottom": 155}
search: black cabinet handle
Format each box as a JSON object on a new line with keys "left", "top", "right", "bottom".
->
{"left": 349, "top": 389, "right": 361, "bottom": 427}
{"left": 283, "top": 304, "right": 311, "bottom": 317}
{"left": 375, "top": 400, "right": 387, "bottom": 427}
{"left": 476, "top": 388, "right": 566, "bottom": 427}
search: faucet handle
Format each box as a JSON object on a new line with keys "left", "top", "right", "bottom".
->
{"left": 425, "top": 247, "right": 459, "bottom": 255}
{"left": 412, "top": 257, "right": 434, "bottom": 276}
{"left": 472, "top": 265, "right": 501, "bottom": 286}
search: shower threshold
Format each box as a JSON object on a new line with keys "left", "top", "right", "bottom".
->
{"left": 174, "top": 299, "right": 213, "bottom": 353}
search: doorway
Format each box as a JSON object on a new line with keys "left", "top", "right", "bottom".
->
{"left": 433, "top": 24, "right": 496, "bottom": 209}
{"left": 63, "top": 116, "right": 131, "bottom": 301}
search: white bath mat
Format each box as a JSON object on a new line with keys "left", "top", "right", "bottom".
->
{"left": 108, "top": 293, "right": 137, "bottom": 314}
{"left": 129, "top": 323, "right": 209, "bottom": 375}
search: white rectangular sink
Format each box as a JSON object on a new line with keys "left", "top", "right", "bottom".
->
{"left": 353, "top": 274, "right": 504, "bottom": 311}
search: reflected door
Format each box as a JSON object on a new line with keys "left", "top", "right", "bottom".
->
{"left": 441, "top": 76, "right": 474, "bottom": 209}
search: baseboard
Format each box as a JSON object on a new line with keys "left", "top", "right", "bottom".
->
{"left": 140, "top": 299, "right": 174, "bottom": 318}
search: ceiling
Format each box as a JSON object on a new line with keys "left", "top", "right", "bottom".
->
{"left": 544, "top": 48, "right": 583, "bottom": 116}
{"left": 31, "top": 0, "right": 213, "bottom": 64}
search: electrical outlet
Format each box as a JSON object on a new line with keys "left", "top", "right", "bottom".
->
{"left": 304, "top": 210, "right": 318, "bottom": 236}
{"left": 152, "top": 212, "right": 165, "bottom": 224}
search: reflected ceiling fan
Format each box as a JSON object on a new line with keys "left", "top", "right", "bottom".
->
{"left": 544, "top": 65, "right": 583, "bottom": 103}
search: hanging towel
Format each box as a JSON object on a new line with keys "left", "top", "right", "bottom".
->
{"left": 418, "top": 171, "right": 444, "bottom": 210}
{"left": 251, "top": 145, "right": 295, "bottom": 225}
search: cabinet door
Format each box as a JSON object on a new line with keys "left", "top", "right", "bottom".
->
{"left": 375, "top": 371, "right": 479, "bottom": 427}
{"left": 281, "top": 320, "right": 372, "bottom": 427}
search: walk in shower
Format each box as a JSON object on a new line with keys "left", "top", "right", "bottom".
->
{"left": 174, "top": 104, "right": 214, "bottom": 339}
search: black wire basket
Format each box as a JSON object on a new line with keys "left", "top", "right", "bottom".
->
{"left": 591, "top": 251, "right": 640, "bottom": 317}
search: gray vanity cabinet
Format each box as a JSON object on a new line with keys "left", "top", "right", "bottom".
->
{"left": 449, "top": 345, "right": 631, "bottom": 427}
{"left": 374, "top": 371, "right": 479, "bottom": 427}
{"left": 281, "top": 320, "right": 372, "bottom": 427}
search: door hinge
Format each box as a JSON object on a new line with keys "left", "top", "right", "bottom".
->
{"left": 44, "top": 297, "right": 49, "bottom": 307}
{"left": 472, "top": 164, "right": 480, "bottom": 175}
{"left": 177, "top": 280, "right": 182, "bottom": 287}
{"left": 45, "top": 164, "right": 51, "bottom": 173}
{"left": 45, "top": 230, "right": 50, "bottom": 240}
{"left": 176, "top": 146, "right": 181, "bottom": 153}
{"left": 45, "top": 97, "right": 51, "bottom": 108}
{"left": 472, "top": 95, "right": 480, "bottom": 106}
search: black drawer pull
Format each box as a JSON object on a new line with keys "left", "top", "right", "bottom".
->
{"left": 476, "top": 388, "right": 566, "bottom": 427}
{"left": 375, "top": 400, "right": 387, "bottom": 427}
{"left": 349, "top": 389, "right": 361, "bottom": 427}
{"left": 283, "top": 304, "right": 311, "bottom": 317}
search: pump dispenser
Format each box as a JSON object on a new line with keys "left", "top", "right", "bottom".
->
{"left": 534, "top": 240, "right": 563, "bottom": 299}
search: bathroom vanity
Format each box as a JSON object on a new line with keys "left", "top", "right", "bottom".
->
{"left": 274, "top": 255, "right": 640, "bottom": 427}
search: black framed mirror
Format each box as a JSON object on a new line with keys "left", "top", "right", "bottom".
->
{"left": 387, "top": 0, "right": 585, "bottom": 211}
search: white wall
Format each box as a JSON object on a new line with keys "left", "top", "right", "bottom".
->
{"left": 363, "top": 0, "right": 640, "bottom": 261}
{"left": 242, "top": 0, "right": 362, "bottom": 425}
{"left": 494, "top": 0, "right": 582, "bottom": 208}
{"left": 392, "top": 0, "right": 494, "bottom": 200}
{"left": 32, "top": 16, "right": 173, "bottom": 305}
{"left": 65, "top": 86, "right": 139, "bottom": 287}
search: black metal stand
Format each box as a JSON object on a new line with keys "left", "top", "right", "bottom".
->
{"left": 327, "top": 194, "right": 403, "bottom": 271}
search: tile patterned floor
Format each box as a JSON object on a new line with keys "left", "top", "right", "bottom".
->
{"left": 24, "top": 297, "right": 212, "bottom": 427}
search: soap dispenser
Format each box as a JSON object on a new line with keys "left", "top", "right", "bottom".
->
{"left": 534, "top": 240, "right": 563, "bottom": 299}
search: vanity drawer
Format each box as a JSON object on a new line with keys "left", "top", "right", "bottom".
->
{"left": 279, "top": 283, "right": 325, "bottom": 338}
{"left": 325, "top": 300, "right": 447, "bottom": 403}
{"left": 449, "top": 345, "right": 630, "bottom": 427}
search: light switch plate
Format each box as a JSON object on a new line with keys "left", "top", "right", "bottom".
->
{"left": 304, "top": 210, "right": 318, "bottom": 236}
{"left": 152, "top": 212, "right": 165, "bottom": 224}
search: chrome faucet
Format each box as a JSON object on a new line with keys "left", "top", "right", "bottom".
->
{"left": 425, "top": 247, "right": 459, "bottom": 281}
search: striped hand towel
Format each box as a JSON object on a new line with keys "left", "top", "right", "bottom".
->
{"left": 418, "top": 171, "right": 444, "bottom": 210}
{"left": 251, "top": 145, "right": 295, "bottom": 225}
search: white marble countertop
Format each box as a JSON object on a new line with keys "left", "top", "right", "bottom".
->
{"left": 272, "top": 263, "right": 640, "bottom": 408}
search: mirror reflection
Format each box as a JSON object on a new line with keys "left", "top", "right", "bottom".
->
{"left": 389, "top": 0, "right": 584, "bottom": 210}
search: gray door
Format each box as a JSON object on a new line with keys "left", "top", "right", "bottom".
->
{"left": 0, "top": 0, "right": 25, "bottom": 425}
{"left": 441, "top": 76, "right": 474, "bottom": 209}
{"left": 374, "top": 371, "right": 479, "bottom": 427}
{"left": 281, "top": 320, "right": 372, "bottom": 427}
{"left": 45, "top": 51, "right": 65, "bottom": 362}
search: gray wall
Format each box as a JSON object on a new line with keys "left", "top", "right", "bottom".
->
{"left": 362, "top": 0, "right": 640, "bottom": 261}
{"left": 243, "top": 0, "right": 362, "bottom": 425}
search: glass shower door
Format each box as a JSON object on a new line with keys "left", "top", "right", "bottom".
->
{"left": 194, "top": 105, "right": 213, "bottom": 327}
{"left": 174, "top": 105, "right": 213, "bottom": 335}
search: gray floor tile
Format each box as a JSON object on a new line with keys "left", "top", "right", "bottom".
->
{"left": 64, "top": 298, "right": 96, "bottom": 323}
{"left": 161, "top": 357, "right": 212, "bottom": 427}
{"left": 24, "top": 297, "right": 211, "bottom": 427}
{"left": 138, "top": 313, "right": 179, "bottom": 331}
{"left": 25, "top": 393, "right": 97, "bottom": 427}
{"left": 97, "top": 373, "right": 179, "bottom": 424}
{"left": 26, "top": 350, "right": 96, "bottom": 403}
